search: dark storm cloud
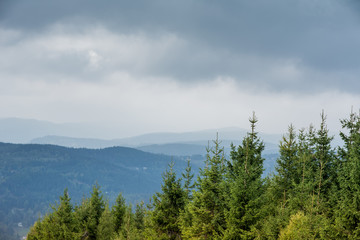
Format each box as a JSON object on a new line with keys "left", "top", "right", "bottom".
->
{"left": 1, "top": 0, "right": 360, "bottom": 93}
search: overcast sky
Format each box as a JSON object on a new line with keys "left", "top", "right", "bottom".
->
{"left": 0, "top": 0, "right": 359, "bottom": 138}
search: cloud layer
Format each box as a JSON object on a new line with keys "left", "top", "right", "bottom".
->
{"left": 0, "top": 0, "right": 359, "bottom": 137}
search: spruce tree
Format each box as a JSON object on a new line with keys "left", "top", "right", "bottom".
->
{"left": 134, "top": 201, "right": 145, "bottom": 231}
{"left": 275, "top": 124, "right": 298, "bottom": 208}
{"left": 112, "top": 192, "right": 127, "bottom": 233}
{"left": 151, "top": 161, "right": 186, "bottom": 239}
{"left": 27, "top": 189, "right": 79, "bottom": 240}
{"left": 313, "top": 112, "right": 336, "bottom": 207}
{"left": 279, "top": 126, "right": 318, "bottom": 218}
{"left": 118, "top": 205, "right": 135, "bottom": 240}
{"left": 27, "top": 219, "right": 43, "bottom": 240}
{"left": 224, "top": 112, "right": 265, "bottom": 239}
{"left": 336, "top": 111, "right": 360, "bottom": 238}
{"left": 180, "top": 135, "right": 227, "bottom": 239}
{"left": 77, "top": 184, "right": 106, "bottom": 240}
{"left": 182, "top": 159, "right": 195, "bottom": 202}
{"left": 97, "top": 205, "right": 115, "bottom": 240}
{"left": 55, "top": 189, "right": 79, "bottom": 239}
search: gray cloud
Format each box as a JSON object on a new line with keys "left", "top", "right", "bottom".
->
{"left": 0, "top": 0, "right": 360, "bottom": 125}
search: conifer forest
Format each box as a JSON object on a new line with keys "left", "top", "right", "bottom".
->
{"left": 27, "top": 111, "right": 360, "bottom": 239}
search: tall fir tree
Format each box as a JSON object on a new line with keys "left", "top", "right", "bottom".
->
{"left": 97, "top": 204, "right": 115, "bottom": 240}
{"left": 281, "top": 126, "right": 318, "bottom": 215}
{"left": 182, "top": 159, "right": 195, "bottom": 202}
{"left": 134, "top": 201, "right": 145, "bottom": 231}
{"left": 313, "top": 111, "right": 336, "bottom": 208}
{"left": 27, "top": 189, "right": 79, "bottom": 240}
{"left": 77, "top": 183, "right": 106, "bottom": 240}
{"left": 275, "top": 124, "right": 298, "bottom": 208}
{"left": 224, "top": 112, "right": 265, "bottom": 239}
{"left": 180, "top": 134, "right": 227, "bottom": 239}
{"left": 112, "top": 192, "right": 127, "bottom": 233}
{"left": 151, "top": 161, "right": 186, "bottom": 239}
{"left": 336, "top": 111, "right": 360, "bottom": 238}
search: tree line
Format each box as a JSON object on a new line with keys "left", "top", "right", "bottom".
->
{"left": 27, "top": 110, "right": 360, "bottom": 239}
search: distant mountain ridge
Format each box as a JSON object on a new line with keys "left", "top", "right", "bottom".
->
{"left": 31, "top": 134, "right": 280, "bottom": 156}
{"left": 0, "top": 118, "right": 108, "bottom": 143}
{"left": 0, "top": 118, "right": 281, "bottom": 148}
{"left": 30, "top": 127, "right": 281, "bottom": 146}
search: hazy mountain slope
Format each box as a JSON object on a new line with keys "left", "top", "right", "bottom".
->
{"left": 137, "top": 141, "right": 279, "bottom": 156}
{"left": 30, "top": 127, "right": 281, "bottom": 149}
{"left": 0, "top": 118, "right": 108, "bottom": 143}
{"left": 0, "top": 142, "right": 188, "bottom": 235}
{"left": 0, "top": 140, "right": 278, "bottom": 239}
{"left": 137, "top": 143, "right": 206, "bottom": 156}
{"left": 30, "top": 135, "right": 120, "bottom": 148}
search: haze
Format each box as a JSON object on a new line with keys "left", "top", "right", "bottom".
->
{"left": 1, "top": 0, "right": 359, "bottom": 139}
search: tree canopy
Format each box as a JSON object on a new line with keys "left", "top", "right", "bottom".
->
{"left": 28, "top": 110, "right": 360, "bottom": 239}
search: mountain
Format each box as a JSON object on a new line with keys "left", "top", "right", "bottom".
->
{"left": 30, "top": 127, "right": 281, "bottom": 151}
{"left": 0, "top": 142, "right": 189, "bottom": 238}
{"left": 0, "top": 118, "right": 111, "bottom": 143}
{"left": 0, "top": 140, "right": 278, "bottom": 239}
{"left": 30, "top": 135, "right": 122, "bottom": 149}
{"left": 137, "top": 141, "right": 279, "bottom": 156}
{"left": 0, "top": 117, "right": 282, "bottom": 151}
{"left": 137, "top": 143, "right": 207, "bottom": 156}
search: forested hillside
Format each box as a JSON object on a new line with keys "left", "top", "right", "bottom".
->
{"left": 27, "top": 111, "right": 360, "bottom": 239}
{"left": 0, "top": 144, "right": 188, "bottom": 239}
{"left": 0, "top": 137, "right": 277, "bottom": 239}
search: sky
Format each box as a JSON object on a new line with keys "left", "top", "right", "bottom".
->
{"left": 0, "top": 0, "right": 360, "bottom": 138}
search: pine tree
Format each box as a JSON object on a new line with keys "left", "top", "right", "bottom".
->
{"left": 182, "top": 159, "right": 195, "bottom": 201}
{"left": 116, "top": 205, "right": 135, "bottom": 240}
{"left": 275, "top": 124, "right": 298, "bottom": 209}
{"left": 313, "top": 111, "right": 336, "bottom": 207}
{"left": 257, "top": 125, "right": 298, "bottom": 239}
{"left": 27, "top": 189, "right": 79, "bottom": 240}
{"left": 151, "top": 161, "right": 186, "bottom": 239}
{"left": 112, "top": 192, "right": 127, "bottom": 233}
{"left": 292, "top": 127, "right": 316, "bottom": 211}
{"left": 134, "top": 201, "right": 145, "bottom": 231}
{"left": 279, "top": 211, "right": 332, "bottom": 240}
{"left": 27, "top": 219, "right": 43, "bottom": 240}
{"left": 335, "top": 110, "right": 360, "bottom": 238}
{"left": 77, "top": 183, "right": 106, "bottom": 240}
{"left": 97, "top": 205, "right": 115, "bottom": 240}
{"left": 224, "top": 112, "right": 265, "bottom": 239}
{"left": 55, "top": 189, "right": 79, "bottom": 239}
{"left": 180, "top": 135, "right": 227, "bottom": 239}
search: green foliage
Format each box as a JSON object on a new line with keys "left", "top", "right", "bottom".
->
{"left": 84, "top": 184, "right": 106, "bottom": 240}
{"left": 134, "top": 201, "right": 145, "bottom": 231}
{"left": 182, "top": 159, "right": 195, "bottom": 201}
{"left": 335, "top": 111, "right": 360, "bottom": 238}
{"left": 279, "top": 211, "right": 333, "bottom": 240}
{"left": 313, "top": 112, "right": 336, "bottom": 207}
{"left": 97, "top": 205, "right": 115, "bottom": 240}
{"left": 224, "top": 113, "right": 265, "bottom": 239}
{"left": 275, "top": 124, "right": 298, "bottom": 201}
{"left": 151, "top": 161, "right": 186, "bottom": 239}
{"left": 112, "top": 193, "right": 127, "bottom": 233}
{"left": 180, "top": 134, "right": 227, "bottom": 239}
{"left": 27, "top": 189, "right": 80, "bottom": 240}
{"left": 25, "top": 109, "right": 360, "bottom": 240}
{"left": 0, "top": 143, "right": 187, "bottom": 239}
{"left": 290, "top": 127, "right": 316, "bottom": 212}
{"left": 116, "top": 205, "right": 144, "bottom": 240}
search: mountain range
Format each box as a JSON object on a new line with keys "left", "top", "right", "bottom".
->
{"left": 0, "top": 118, "right": 281, "bottom": 239}
{"left": 0, "top": 118, "right": 281, "bottom": 150}
{"left": 0, "top": 142, "right": 189, "bottom": 239}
